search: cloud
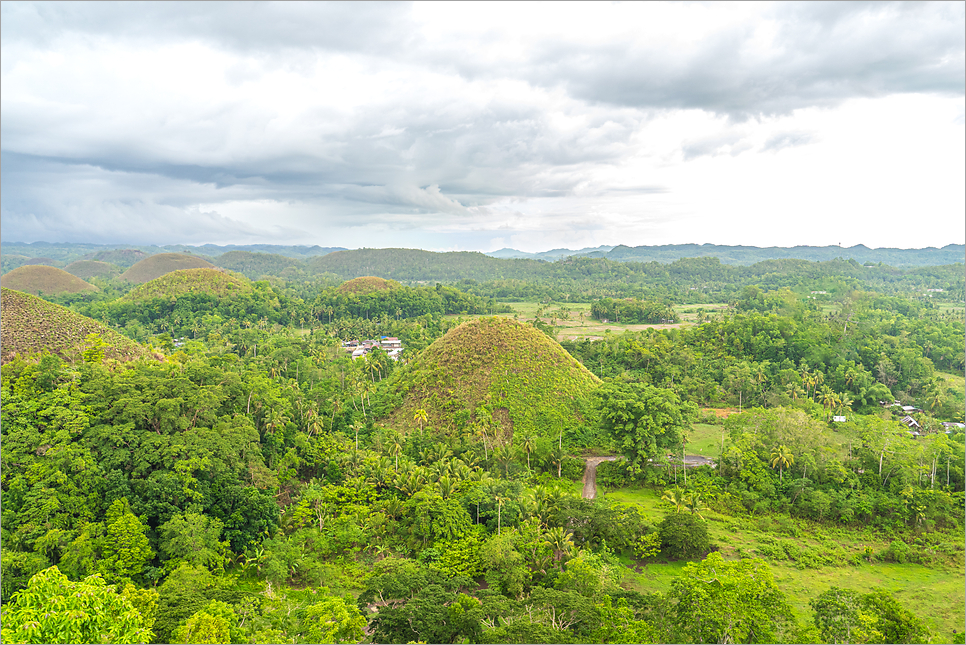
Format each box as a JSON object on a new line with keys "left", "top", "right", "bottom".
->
{"left": 762, "top": 130, "right": 817, "bottom": 152}
{"left": 1, "top": 2, "right": 962, "bottom": 250}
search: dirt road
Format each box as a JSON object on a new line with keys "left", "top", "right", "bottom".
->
{"left": 581, "top": 456, "right": 621, "bottom": 499}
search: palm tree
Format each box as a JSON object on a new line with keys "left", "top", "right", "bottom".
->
{"left": 542, "top": 526, "right": 575, "bottom": 567}
{"left": 351, "top": 420, "right": 366, "bottom": 451}
{"left": 661, "top": 488, "right": 686, "bottom": 513}
{"left": 495, "top": 495, "right": 507, "bottom": 535}
{"left": 683, "top": 491, "right": 707, "bottom": 519}
{"left": 388, "top": 432, "right": 404, "bottom": 471}
{"left": 520, "top": 432, "right": 537, "bottom": 470}
{"left": 770, "top": 444, "right": 794, "bottom": 482}
{"left": 413, "top": 408, "right": 428, "bottom": 432}
{"left": 818, "top": 385, "right": 837, "bottom": 421}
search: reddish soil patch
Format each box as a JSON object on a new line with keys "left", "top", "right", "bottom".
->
{"left": 701, "top": 407, "right": 740, "bottom": 418}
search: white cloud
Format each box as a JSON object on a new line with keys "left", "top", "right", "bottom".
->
{"left": 1, "top": 1, "right": 963, "bottom": 251}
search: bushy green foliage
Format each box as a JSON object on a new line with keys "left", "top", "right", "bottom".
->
{"left": 810, "top": 586, "right": 929, "bottom": 644}
{"left": 657, "top": 512, "right": 711, "bottom": 560}
{"left": 0, "top": 566, "right": 153, "bottom": 644}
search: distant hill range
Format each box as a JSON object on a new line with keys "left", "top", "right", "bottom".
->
{"left": 2, "top": 242, "right": 962, "bottom": 280}
{"left": 484, "top": 243, "right": 965, "bottom": 267}
{"left": 1, "top": 242, "right": 346, "bottom": 273}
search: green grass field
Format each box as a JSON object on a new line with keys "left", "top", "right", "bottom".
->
{"left": 600, "top": 485, "right": 966, "bottom": 642}
{"left": 446, "top": 302, "right": 734, "bottom": 342}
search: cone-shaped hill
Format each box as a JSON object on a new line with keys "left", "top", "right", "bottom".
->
{"left": 122, "top": 268, "right": 253, "bottom": 301}
{"left": 120, "top": 253, "right": 214, "bottom": 283}
{"left": 337, "top": 276, "right": 401, "bottom": 295}
{"left": 0, "top": 265, "right": 98, "bottom": 295}
{"left": 1, "top": 288, "right": 151, "bottom": 364}
{"left": 390, "top": 317, "right": 601, "bottom": 442}
{"left": 65, "top": 260, "right": 122, "bottom": 280}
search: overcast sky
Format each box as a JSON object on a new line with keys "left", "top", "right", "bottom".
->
{"left": 2, "top": 1, "right": 963, "bottom": 252}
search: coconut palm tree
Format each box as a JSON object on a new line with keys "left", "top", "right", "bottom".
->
{"left": 520, "top": 432, "right": 537, "bottom": 470}
{"left": 770, "top": 444, "right": 794, "bottom": 482}
{"left": 413, "top": 408, "right": 428, "bottom": 432}
{"left": 661, "top": 488, "right": 686, "bottom": 513}
{"left": 351, "top": 420, "right": 366, "bottom": 451}
{"left": 542, "top": 526, "right": 575, "bottom": 567}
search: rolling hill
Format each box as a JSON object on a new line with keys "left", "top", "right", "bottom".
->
{"left": 119, "top": 253, "right": 214, "bottom": 283}
{"left": 1, "top": 287, "right": 151, "bottom": 364}
{"left": 65, "top": 260, "right": 122, "bottom": 280}
{"left": 337, "top": 276, "right": 401, "bottom": 295}
{"left": 0, "top": 266, "right": 98, "bottom": 295}
{"left": 122, "top": 268, "right": 253, "bottom": 301}
{"left": 389, "top": 317, "right": 601, "bottom": 442}
{"left": 213, "top": 251, "right": 302, "bottom": 279}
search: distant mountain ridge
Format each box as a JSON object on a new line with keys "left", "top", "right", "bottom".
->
{"left": 483, "top": 243, "right": 965, "bottom": 267}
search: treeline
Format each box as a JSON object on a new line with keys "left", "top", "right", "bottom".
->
{"left": 564, "top": 287, "right": 965, "bottom": 420}
{"left": 311, "top": 283, "right": 510, "bottom": 322}
{"left": 590, "top": 298, "right": 677, "bottom": 324}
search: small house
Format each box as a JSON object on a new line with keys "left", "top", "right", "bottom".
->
{"left": 899, "top": 416, "right": 921, "bottom": 431}
{"left": 832, "top": 415, "right": 847, "bottom": 423}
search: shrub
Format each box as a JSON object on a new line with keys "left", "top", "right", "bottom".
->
{"left": 657, "top": 513, "right": 711, "bottom": 560}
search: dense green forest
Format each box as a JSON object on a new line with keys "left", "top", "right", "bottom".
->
{"left": 1, "top": 250, "right": 963, "bottom": 644}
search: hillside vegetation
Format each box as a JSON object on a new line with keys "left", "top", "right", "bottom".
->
{"left": 0, "top": 288, "right": 149, "bottom": 364}
{"left": 122, "top": 268, "right": 253, "bottom": 301}
{"left": 213, "top": 250, "right": 301, "bottom": 279}
{"left": 0, "top": 266, "right": 98, "bottom": 295}
{"left": 120, "top": 253, "right": 214, "bottom": 283}
{"left": 337, "top": 276, "right": 401, "bottom": 295}
{"left": 391, "top": 317, "right": 601, "bottom": 441}
{"left": 64, "top": 260, "right": 122, "bottom": 280}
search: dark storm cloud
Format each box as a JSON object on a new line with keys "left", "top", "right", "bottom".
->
{"left": 0, "top": 151, "right": 309, "bottom": 244}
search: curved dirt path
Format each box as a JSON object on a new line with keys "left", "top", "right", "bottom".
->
{"left": 582, "top": 456, "right": 621, "bottom": 499}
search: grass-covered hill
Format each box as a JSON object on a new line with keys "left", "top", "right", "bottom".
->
{"left": 119, "top": 253, "right": 214, "bottom": 283}
{"left": 0, "top": 287, "right": 150, "bottom": 364}
{"left": 0, "top": 266, "right": 98, "bottom": 296}
{"left": 213, "top": 251, "right": 302, "bottom": 280}
{"left": 337, "top": 276, "right": 401, "bottom": 295}
{"left": 64, "top": 260, "right": 122, "bottom": 280}
{"left": 308, "top": 248, "right": 542, "bottom": 282}
{"left": 389, "top": 317, "right": 601, "bottom": 441}
{"left": 81, "top": 248, "right": 150, "bottom": 267}
{"left": 122, "top": 268, "right": 253, "bottom": 301}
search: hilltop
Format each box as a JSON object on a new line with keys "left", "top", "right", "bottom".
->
{"left": 337, "top": 276, "right": 401, "bottom": 295}
{"left": 65, "top": 260, "right": 122, "bottom": 280}
{"left": 120, "top": 253, "right": 214, "bottom": 283}
{"left": 1, "top": 288, "right": 150, "bottom": 364}
{"left": 0, "top": 266, "right": 98, "bottom": 296}
{"left": 213, "top": 251, "right": 301, "bottom": 280}
{"left": 122, "top": 268, "right": 253, "bottom": 301}
{"left": 390, "top": 317, "right": 600, "bottom": 442}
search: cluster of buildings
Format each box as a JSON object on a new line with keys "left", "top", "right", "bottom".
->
{"left": 342, "top": 336, "right": 404, "bottom": 360}
{"left": 878, "top": 399, "right": 965, "bottom": 437}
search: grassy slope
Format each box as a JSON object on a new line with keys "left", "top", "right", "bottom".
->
{"left": 604, "top": 486, "right": 965, "bottom": 642}
{"left": 64, "top": 260, "right": 122, "bottom": 280}
{"left": 119, "top": 253, "right": 214, "bottom": 283}
{"left": 337, "top": 276, "right": 401, "bottom": 295}
{"left": 122, "top": 268, "right": 253, "bottom": 301}
{"left": 1, "top": 287, "right": 150, "bottom": 364}
{"left": 0, "top": 265, "right": 98, "bottom": 295}
{"left": 390, "top": 317, "right": 601, "bottom": 441}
